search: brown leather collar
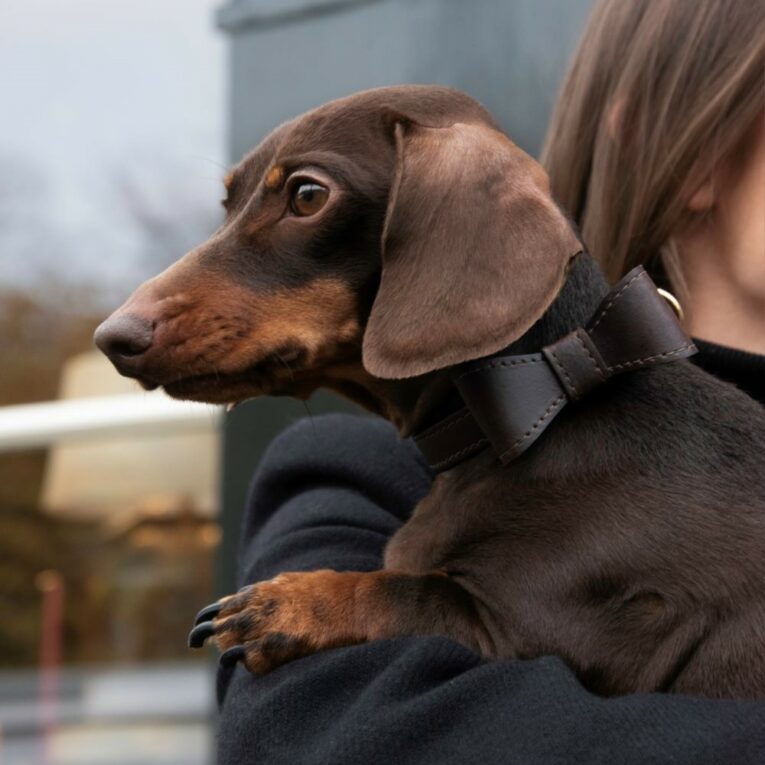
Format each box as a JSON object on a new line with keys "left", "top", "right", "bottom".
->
{"left": 414, "top": 267, "right": 697, "bottom": 472}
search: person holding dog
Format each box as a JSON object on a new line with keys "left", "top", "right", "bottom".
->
{"left": 213, "top": 0, "right": 765, "bottom": 762}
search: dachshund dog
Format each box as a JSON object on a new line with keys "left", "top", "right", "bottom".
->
{"left": 95, "top": 85, "right": 765, "bottom": 698}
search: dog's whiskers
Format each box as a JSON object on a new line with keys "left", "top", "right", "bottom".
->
{"left": 301, "top": 400, "right": 317, "bottom": 440}
{"left": 272, "top": 350, "right": 295, "bottom": 381}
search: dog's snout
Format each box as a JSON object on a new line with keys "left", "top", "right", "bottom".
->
{"left": 94, "top": 313, "right": 154, "bottom": 366}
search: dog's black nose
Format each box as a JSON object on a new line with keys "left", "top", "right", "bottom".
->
{"left": 94, "top": 313, "right": 154, "bottom": 362}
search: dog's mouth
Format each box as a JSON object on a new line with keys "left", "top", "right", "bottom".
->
{"left": 140, "top": 348, "right": 317, "bottom": 405}
{"left": 117, "top": 328, "right": 365, "bottom": 407}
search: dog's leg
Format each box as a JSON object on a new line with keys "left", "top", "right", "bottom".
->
{"left": 189, "top": 570, "right": 493, "bottom": 673}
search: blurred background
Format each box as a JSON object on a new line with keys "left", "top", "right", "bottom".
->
{"left": 0, "top": 0, "right": 591, "bottom": 762}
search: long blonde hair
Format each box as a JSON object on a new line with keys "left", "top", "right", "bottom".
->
{"left": 541, "top": 0, "right": 765, "bottom": 291}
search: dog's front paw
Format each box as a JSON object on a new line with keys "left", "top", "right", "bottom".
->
{"left": 188, "top": 570, "right": 359, "bottom": 673}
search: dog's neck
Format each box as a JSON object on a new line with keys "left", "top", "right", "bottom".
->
{"left": 323, "top": 253, "right": 610, "bottom": 436}
{"left": 506, "top": 253, "right": 610, "bottom": 349}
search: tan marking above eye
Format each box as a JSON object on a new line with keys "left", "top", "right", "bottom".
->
{"left": 291, "top": 182, "right": 329, "bottom": 217}
{"left": 222, "top": 172, "right": 237, "bottom": 210}
{"left": 265, "top": 165, "right": 285, "bottom": 190}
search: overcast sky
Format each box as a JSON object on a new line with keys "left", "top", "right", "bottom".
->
{"left": 0, "top": 0, "right": 226, "bottom": 302}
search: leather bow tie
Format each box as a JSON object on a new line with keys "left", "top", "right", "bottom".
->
{"left": 414, "top": 266, "right": 697, "bottom": 472}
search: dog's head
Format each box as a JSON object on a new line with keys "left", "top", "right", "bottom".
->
{"left": 95, "top": 85, "right": 580, "bottom": 405}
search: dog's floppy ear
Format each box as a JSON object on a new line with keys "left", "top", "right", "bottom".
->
{"left": 362, "top": 120, "right": 581, "bottom": 379}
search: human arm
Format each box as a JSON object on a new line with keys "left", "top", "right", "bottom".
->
{"left": 216, "top": 414, "right": 765, "bottom": 765}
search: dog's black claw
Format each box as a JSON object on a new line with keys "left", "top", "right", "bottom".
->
{"left": 220, "top": 645, "right": 246, "bottom": 668}
{"left": 193, "top": 602, "right": 222, "bottom": 627}
{"left": 188, "top": 620, "right": 216, "bottom": 649}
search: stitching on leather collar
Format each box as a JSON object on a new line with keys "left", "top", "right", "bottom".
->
{"left": 606, "top": 343, "right": 696, "bottom": 372}
{"left": 589, "top": 269, "right": 646, "bottom": 331}
{"left": 430, "top": 438, "right": 490, "bottom": 471}
{"left": 456, "top": 354, "right": 543, "bottom": 382}
{"left": 499, "top": 394, "right": 566, "bottom": 461}
{"left": 548, "top": 349, "right": 576, "bottom": 396}
{"left": 575, "top": 331, "right": 606, "bottom": 378}
{"left": 416, "top": 409, "right": 474, "bottom": 444}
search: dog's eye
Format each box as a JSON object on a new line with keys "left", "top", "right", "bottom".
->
{"left": 290, "top": 182, "right": 329, "bottom": 217}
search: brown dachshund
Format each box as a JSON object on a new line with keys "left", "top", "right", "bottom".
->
{"left": 95, "top": 85, "right": 765, "bottom": 698}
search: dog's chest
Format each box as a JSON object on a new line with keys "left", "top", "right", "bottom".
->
{"left": 382, "top": 463, "right": 508, "bottom": 573}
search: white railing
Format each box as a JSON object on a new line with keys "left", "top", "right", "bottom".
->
{"left": 0, "top": 394, "right": 222, "bottom": 452}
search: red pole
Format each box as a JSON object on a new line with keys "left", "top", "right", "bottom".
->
{"left": 36, "top": 570, "right": 64, "bottom": 765}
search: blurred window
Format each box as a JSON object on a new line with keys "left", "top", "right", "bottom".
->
{"left": 0, "top": 0, "right": 224, "bottom": 761}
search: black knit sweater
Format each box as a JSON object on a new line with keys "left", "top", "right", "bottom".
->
{"left": 216, "top": 342, "right": 765, "bottom": 764}
{"left": 693, "top": 340, "right": 764, "bottom": 406}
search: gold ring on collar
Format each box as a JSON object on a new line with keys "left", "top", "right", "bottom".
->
{"left": 657, "top": 288, "right": 684, "bottom": 322}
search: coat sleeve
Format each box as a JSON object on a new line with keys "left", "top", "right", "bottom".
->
{"left": 216, "top": 414, "right": 765, "bottom": 765}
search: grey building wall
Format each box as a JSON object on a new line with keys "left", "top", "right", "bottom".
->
{"left": 219, "top": 0, "right": 592, "bottom": 157}
{"left": 215, "top": 0, "right": 593, "bottom": 591}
